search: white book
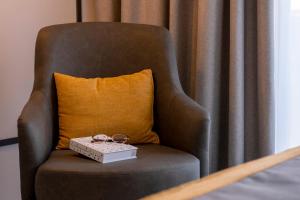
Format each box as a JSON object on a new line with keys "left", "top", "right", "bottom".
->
{"left": 70, "top": 136, "right": 138, "bottom": 163}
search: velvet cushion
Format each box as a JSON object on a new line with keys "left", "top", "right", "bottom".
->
{"left": 54, "top": 69, "right": 159, "bottom": 149}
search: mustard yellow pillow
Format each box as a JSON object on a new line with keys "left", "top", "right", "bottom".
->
{"left": 54, "top": 69, "right": 159, "bottom": 149}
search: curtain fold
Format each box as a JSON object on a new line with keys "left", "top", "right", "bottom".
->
{"left": 82, "top": 0, "right": 275, "bottom": 173}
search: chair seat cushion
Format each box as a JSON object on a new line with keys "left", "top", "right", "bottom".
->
{"left": 35, "top": 144, "right": 200, "bottom": 200}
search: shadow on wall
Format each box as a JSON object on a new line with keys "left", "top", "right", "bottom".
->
{"left": 0, "top": 144, "right": 21, "bottom": 200}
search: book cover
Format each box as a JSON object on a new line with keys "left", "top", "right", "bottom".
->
{"left": 70, "top": 136, "right": 138, "bottom": 163}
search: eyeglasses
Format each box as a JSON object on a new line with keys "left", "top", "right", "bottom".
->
{"left": 91, "top": 134, "right": 129, "bottom": 144}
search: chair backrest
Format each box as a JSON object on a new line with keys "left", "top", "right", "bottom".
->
{"left": 34, "top": 22, "right": 182, "bottom": 146}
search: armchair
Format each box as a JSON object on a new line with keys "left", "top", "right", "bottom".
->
{"left": 18, "top": 22, "right": 210, "bottom": 200}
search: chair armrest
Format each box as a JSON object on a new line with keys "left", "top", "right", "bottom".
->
{"left": 18, "top": 90, "right": 53, "bottom": 200}
{"left": 160, "top": 92, "right": 210, "bottom": 177}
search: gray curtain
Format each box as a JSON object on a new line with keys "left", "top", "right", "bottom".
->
{"left": 82, "top": 0, "right": 275, "bottom": 173}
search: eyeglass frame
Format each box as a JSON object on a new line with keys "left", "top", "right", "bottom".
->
{"left": 91, "top": 134, "right": 129, "bottom": 144}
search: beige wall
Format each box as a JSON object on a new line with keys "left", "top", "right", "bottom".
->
{"left": 0, "top": 1, "right": 76, "bottom": 199}
{"left": 0, "top": 0, "right": 76, "bottom": 139}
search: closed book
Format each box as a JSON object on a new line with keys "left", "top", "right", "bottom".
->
{"left": 70, "top": 136, "right": 138, "bottom": 163}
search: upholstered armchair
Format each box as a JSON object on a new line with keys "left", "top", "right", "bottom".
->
{"left": 18, "top": 22, "right": 210, "bottom": 200}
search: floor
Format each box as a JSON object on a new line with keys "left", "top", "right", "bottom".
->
{"left": 0, "top": 144, "right": 21, "bottom": 200}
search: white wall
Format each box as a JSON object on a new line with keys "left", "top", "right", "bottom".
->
{"left": 275, "top": 0, "right": 300, "bottom": 152}
{"left": 0, "top": 1, "right": 76, "bottom": 199}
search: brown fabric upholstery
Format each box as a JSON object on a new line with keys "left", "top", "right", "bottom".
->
{"left": 36, "top": 144, "right": 199, "bottom": 200}
{"left": 18, "top": 22, "right": 210, "bottom": 200}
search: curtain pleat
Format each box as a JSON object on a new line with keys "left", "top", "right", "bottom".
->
{"left": 82, "top": 0, "right": 96, "bottom": 21}
{"left": 192, "top": 0, "right": 226, "bottom": 171}
{"left": 82, "top": 0, "right": 275, "bottom": 173}
{"left": 95, "top": 0, "right": 121, "bottom": 22}
{"left": 121, "top": 0, "right": 169, "bottom": 26}
{"left": 256, "top": 0, "right": 275, "bottom": 158}
{"left": 169, "top": 0, "right": 196, "bottom": 93}
{"left": 244, "top": 0, "right": 259, "bottom": 162}
{"left": 228, "top": 0, "right": 245, "bottom": 166}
